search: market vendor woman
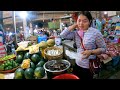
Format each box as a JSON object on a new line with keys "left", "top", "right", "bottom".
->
{"left": 59, "top": 11, "right": 106, "bottom": 79}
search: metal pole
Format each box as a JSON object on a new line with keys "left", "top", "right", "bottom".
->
{"left": 23, "top": 17, "right": 27, "bottom": 40}
{"left": 13, "top": 11, "right": 17, "bottom": 49}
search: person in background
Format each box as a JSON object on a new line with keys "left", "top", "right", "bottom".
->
{"left": 59, "top": 11, "right": 106, "bottom": 79}
{"left": 44, "top": 30, "right": 50, "bottom": 38}
{"left": 91, "top": 18, "right": 96, "bottom": 28}
{"left": 96, "top": 18, "right": 102, "bottom": 32}
{"left": 0, "top": 24, "right": 5, "bottom": 44}
{"left": 0, "top": 24, "right": 7, "bottom": 57}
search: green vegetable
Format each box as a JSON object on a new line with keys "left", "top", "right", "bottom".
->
{"left": 0, "top": 65, "right": 4, "bottom": 70}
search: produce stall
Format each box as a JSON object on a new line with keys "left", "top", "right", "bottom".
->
{"left": 1, "top": 36, "right": 119, "bottom": 79}
{"left": 0, "top": 38, "right": 55, "bottom": 79}
{"left": 0, "top": 37, "right": 74, "bottom": 79}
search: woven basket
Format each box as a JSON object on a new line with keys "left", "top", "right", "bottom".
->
{"left": 44, "top": 46, "right": 63, "bottom": 60}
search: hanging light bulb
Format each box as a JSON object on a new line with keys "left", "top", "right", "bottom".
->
{"left": 104, "top": 11, "right": 107, "bottom": 15}
{"left": 19, "top": 11, "right": 28, "bottom": 19}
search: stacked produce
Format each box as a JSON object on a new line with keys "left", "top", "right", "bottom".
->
{"left": 29, "top": 45, "right": 39, "bottom": 54}
{"left": 16, "top": 39, "right": 55, "bottom": 58}
{"left": 16, "top": 46, "right": 26, "bottom": 51}
{"left": 14, "top": 50, "right": 46, "bottom": 79}
{"left": 0, "top": 54, "right": 19, "bottom": 73}
{"left": 0, "top": 54, "right": 16, "bottom": 61}
{"left": 21, "top": 59, "right": 31, "bottom": 69}
{"left": 0, "top": 60, "right": 19, "bottom": 71}
{"left": 13, "top": 38, "right": 56, "bottom": 79}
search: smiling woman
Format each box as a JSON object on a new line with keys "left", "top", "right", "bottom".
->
{"left": 59, "top": 11, "right": 106, "bottom": 80}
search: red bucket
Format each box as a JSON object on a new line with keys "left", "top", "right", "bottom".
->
{"left": 52, "top": 73, "right": 79, "bottom": 79}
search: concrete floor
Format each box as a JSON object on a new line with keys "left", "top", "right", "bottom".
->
{"left": 109, "top": 71, "right": 120, "bottom": 79}
{"left": 98, "top": 61, "right": 120, "bottom": 79}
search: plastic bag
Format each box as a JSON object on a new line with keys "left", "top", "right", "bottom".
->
{"left": 65, "top": 50, "right": 84, "bottom": 60}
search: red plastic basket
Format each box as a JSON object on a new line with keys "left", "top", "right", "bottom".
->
{"left": 52, "top": 73, "right": 79, "bottom": 79}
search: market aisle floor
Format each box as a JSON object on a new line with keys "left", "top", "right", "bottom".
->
{"left": 109, "top": 70, "right": 120, "bottom": 79}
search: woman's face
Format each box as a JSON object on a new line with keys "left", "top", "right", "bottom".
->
{"left": 77, "top": 14, "right": 90, "bottom": 30}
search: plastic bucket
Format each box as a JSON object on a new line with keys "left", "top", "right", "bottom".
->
{"left": 53, "top": 73, "right": 79, "bottom": 79}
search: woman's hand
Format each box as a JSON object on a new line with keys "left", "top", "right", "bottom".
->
{"left": 68, "top": 23, "right": 78, "bottom": 31}
{"left": 81, "top": 50, "right": 92, "bottom": 59}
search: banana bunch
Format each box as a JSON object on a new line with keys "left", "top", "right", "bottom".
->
{"left": 21, "top": 59, "right": 31, "bottom": 69}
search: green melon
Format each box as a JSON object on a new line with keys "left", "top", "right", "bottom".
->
{"left": 36, "top": 60, "right": 45, "bottom": 67}
{"left": 24, "top": 52, "right": 31, "bottom": 59}
{"left": 15, "top": 54, "right": 23, "bottom": 64}
{"left": 31, "top": 54, "right": 41, "bottom": 64}
{"left": 34, "top": 67, "right": 45, "bottom": 79}
{"left": 30, "top": 62, "right": 36, "bottom": 70}
{"left": 24, "top": 68, "right": 34, "bottom": 79}
{"left": 14, "top": 68, "right": 24, "bottom": 79}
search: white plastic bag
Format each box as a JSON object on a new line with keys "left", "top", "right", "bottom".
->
{"left": 65, "top": 50, "right": 84, "bottom": 60}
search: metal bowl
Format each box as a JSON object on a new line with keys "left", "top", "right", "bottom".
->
{"left": 43, "top": 60, "right": 71, "bottom": 79}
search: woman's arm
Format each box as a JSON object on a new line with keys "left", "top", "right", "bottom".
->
{"left": 90, "top": 31, "right": 106, "bottom": 55}
{"left": 82, "top": 31, "right": 106, "bottom": 58}
{"left": 59, "top": 23, "right": 77, "bottom": 40}
{"left": 68, "top": 23, "right": 78, "bottom": 31}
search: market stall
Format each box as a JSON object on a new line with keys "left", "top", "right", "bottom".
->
{"left": 1, "top": 11, "right": 120, "bottom": 79}
{"left": 0, "top": 38, "right": 120, "bottom": 79}
{"left": 0, "top": 38, "right": 53, "bottom": 79}
{"left": 0, "top": 37, "right": 75, "bottom": 79}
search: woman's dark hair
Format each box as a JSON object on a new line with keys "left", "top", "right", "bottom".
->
{"left": 78, "top": 11, "right": 93, "bottom": 26}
